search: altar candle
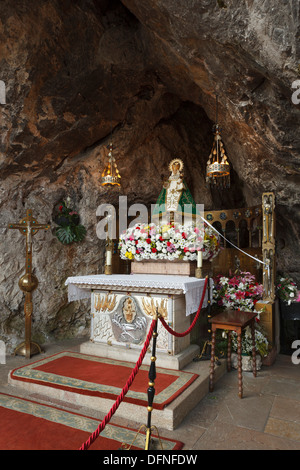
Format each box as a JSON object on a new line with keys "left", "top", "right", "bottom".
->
{"left": 197, "top": 250, "right": 202, "bottom": 268}
{"left": 106, "top": 249, "right": 112, "bottom": 266}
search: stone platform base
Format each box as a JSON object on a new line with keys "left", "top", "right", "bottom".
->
{"left": 8, "top": 357, "right": 226, "bottom": 431}
{"left": 79, "top": 340, "right": 200, "bottom": 370}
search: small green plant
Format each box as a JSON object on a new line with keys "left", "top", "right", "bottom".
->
{"left": 54, "top": 201, "right": 86, "bottom": 245}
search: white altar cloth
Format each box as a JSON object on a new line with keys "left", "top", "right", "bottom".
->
{"left": 65, "top": 274, "right": 211, "bottom": 316}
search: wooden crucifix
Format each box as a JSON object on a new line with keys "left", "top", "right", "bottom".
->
{"left": 8, "top": 209, "right": 50, "bottom": 359}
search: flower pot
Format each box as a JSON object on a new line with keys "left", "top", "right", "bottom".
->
{"left": 54, "top": 214, "right": 80, "bottom": 227}
{"left": 231, "top": 352, "right": 262, "bottom": 371}
{"left": 279, "top": 300, "right": 300, "bottom": 320}
{"left": 55, "top": 215, "right": 71, "bottom": 226}
{"left": 131, "top": 260, "right": 196, "bottom": 276}
{"left": 279, "top": 300, "right": 300, "bottom": 355}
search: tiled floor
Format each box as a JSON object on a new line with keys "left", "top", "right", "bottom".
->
{"left": 1, "top": 338, "right": 300, "bottom": 450}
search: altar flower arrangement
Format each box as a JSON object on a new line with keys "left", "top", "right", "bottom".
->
{"left": 118, "top": 222, "right": 220, "bottom": 262}
{"left": 276, "top": 276, "right": 300, "bottom": 305}
{"left": 54, "top": 200, "right": 86, "bottom": 245}
{"left": 212, "top": 271, "right": 264, "bottom": 312}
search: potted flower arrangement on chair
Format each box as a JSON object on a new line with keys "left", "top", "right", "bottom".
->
{"left": 211, "top": 271, "right": 269, "bottom": 371}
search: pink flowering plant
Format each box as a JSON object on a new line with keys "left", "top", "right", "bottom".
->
{"left": 118, "top": 222, "right": 220, "bottom": 261}
{"left": 212, "top": 271, "right": 263, "bottom": 312}
{"left": 212, "top": 272, "right": 268, "bottom": 357}
{"left": 276, "top": 276, "right": 300, "bottom": 305}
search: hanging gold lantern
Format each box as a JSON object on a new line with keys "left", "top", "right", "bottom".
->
{"left": 206, "top": 96, "right": 230, "bottom": 189}
{"left": 101, "top": 142, "right": 121, "bottom": 187}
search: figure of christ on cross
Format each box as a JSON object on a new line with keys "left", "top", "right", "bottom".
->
{"left": 8, "top": 209, "right": 50, "bottom": 358}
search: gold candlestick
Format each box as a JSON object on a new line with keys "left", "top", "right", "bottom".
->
{"left": 8, "top": 209, "right": 50, "bottom": 359}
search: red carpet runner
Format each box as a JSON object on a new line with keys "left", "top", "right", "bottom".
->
{"left": 10, "top": 351, "right": 198, "bottom": 410}
{"left": 0, "top": 393, "right": 183, "bottom": 450}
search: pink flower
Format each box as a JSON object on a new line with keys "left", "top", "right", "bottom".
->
{"left": 235, "top": 291, "right": 245, "bottom": 299}
{"left": 167, "top": 243, "right": 175, "bottom": 252}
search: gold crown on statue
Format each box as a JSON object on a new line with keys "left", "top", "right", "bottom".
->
{"left": 169, "top": 158, "right": 184, "bottom": 173}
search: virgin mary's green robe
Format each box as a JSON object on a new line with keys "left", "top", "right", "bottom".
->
{"left": 152, "top": 180, "right": 199, "bottom": 224}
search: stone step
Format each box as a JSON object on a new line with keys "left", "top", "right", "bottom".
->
{"left": 8, "top": 355, "right": 226, "bottom": 431}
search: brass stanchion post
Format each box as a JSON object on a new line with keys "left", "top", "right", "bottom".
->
{"left": 193, "top": 277, "right": 221, "bottom": 364}
{"left": 122, "top": 310, "right": 163, "bottom": 451}
{"left": 145, "top": 310, "right": 158, "bottom": 450}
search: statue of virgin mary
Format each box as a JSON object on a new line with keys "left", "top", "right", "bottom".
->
{"left": 152, "top": 158, "right": 198, "bottom": 226}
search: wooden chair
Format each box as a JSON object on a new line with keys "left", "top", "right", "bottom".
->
{"left": 208, "top": 310, "right": 257, "bottom": 398}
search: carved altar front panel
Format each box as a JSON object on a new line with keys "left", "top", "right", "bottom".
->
{"left": 90, "top": 291, "right": 189, "bottom": 355}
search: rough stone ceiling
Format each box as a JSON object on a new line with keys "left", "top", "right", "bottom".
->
{"left": 1, "top": 0, "right": 299, "bottom": 251}
{"left": 0, "top": 0, "right": 299, "bottom": 349}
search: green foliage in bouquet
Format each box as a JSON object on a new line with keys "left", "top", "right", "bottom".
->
{"left": 54, "top": 201, "right": 86, "bottom": 245}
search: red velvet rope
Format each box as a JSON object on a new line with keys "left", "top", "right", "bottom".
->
{"left": 159, "top": 276, "right": 208, "bottom": 337}
{"left": 79, "top": 318, "right": 157, "bottom": 450}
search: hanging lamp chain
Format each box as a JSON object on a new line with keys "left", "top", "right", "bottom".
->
{"left": 101, "top": 66, "right": 121, "bottom": 187}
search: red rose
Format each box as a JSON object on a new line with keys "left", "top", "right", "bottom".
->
{"left": 159, "top": 236, "right": 163, "bottom": 241}
{"left": 135, "top": 240, "right": 139, "bottom": 245}
{"left": 146, "top": 238, "right": 151, "bottom": 244}
{"left": 151, "top": 247, "right": 157, "bottom": 253}
{"left": 184, "top": 247, "right": 189, "bottom": 252}
{"left": 167, "top": 241, "right": 171, "bottom": 246}
{"left": 59, "top": 205, "right": 63, "bottom": 211}
{"left": 182, "top": 232, "right": 186, "bottom": 239}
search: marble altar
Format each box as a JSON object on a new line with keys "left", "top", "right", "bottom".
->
{"left": 65, "top": 274, "right": 211, "bottom": 370}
